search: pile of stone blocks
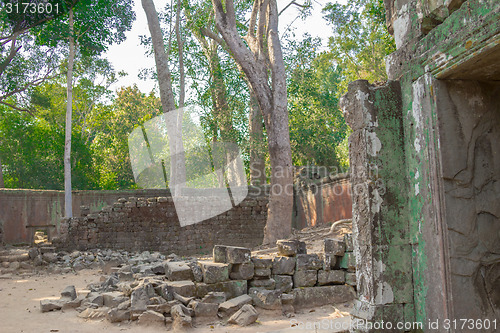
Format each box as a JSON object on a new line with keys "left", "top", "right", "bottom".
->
{"left": 40, "top": 240, "right": 355, "bottom": 328}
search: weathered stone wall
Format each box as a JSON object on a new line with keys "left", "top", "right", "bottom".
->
{"left": 0, "top": 189, "right": 177, "bottom": 244}
{"left": 294, "top": 173, "right": 352, "bottom": 229}
{"left": 58, "top": 192, "right": 269, "bottom": 255}
{"left": 343, "top": 1, "right": 500, "bottom": 331}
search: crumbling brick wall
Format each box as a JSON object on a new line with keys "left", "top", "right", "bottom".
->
{"left": 58, "top": 194, "right": 268, "bottom": 255}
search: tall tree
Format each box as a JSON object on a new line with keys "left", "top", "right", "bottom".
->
{"left": 142, "top": 0, "right": 186, "bottom": 194}
{"left": 212, "top": 0, "right": 293, "bottom": 244}
{"left": 36, "top": 0, "right": 135, "bottom": 217}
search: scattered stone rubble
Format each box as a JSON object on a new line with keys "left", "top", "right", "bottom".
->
{"left": 38, "top": 236, "right": 356, "bottom": 329}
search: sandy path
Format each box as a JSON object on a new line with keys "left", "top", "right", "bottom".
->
{"left": 0, "top": 269, "right": 352, "bottom": 333}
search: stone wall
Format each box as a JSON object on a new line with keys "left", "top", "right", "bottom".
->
{"left": 293, "top": 173, "right": 352, "bottom": 230}
{"left": 58, "top": 192, "right": 269, "bottom": 255}
{"left": 342, "top": 0, "right": 500, "bottom": 331}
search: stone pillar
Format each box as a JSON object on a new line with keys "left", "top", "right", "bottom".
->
{"left": 340, "top": 80, "right": 414, "bottom": 331}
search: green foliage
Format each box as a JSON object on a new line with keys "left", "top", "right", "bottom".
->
{"left": 322, "top": 0, "right": 395, "bottom": 95}
{"left": 0, "top": 104, "right": 96, "bottom": 189}
{"left": 284, "top": 35, "right": 349, "bottom": 170}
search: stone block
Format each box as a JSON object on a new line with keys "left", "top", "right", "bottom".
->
{"left": 61, "top": 285, "right": 77, "bottom": 300}
{"left": 40, "top": 299, "right": 63, "bottom": 312}
{"left": 226, "top": 246, "right": 252, "bottom": 263}
{"left": 324, "top": 238, "right": 346, "bottom": 256}
{"left": 345, "top": 272, "right": 357, "bottom": 286}
{"left": 272, "top": 256, "right": 296, "bottom": 275}
{"left": 107, "top": 308, "right": 130, "bottom": 323}
{"left": 201, "top": 291, "right": 226, "bottom": 304}
{"left": 138, "top": 310, "right": 165, "bottom": 326}
{"left": 254, "top": 267, "right": 271, "bottom": 277}
{"left": 165, "top": 281, "right": 196, "bottom": 298}
{"left": 249, "top": 278, "right": 275, "bottom": 290}
{"left": 273, "top": 275, "right": 293, "bottom": 293}
{"left": 296, "top": 254, "right": 322, "bottom": 271}
{"left": 317, "top": 270, "right": 345, "bottom": 285}
{"left": 102, "top": 291, "right": 128, "bottom": 308}
{"left": 251, "top": 257, "right": 273, "bottom": 269}
{"left": 293, "top": 270, "right": 317, "bottom": 287}
{"left": 293, "top": 285, "right": 355, "bottom": 309}
{"left": 276, "top": 240, "right": 307, "bottom": 256}
{"left": 338, "top": 252, "right": 356, "bottom": 272}
{"left": 195, "top": 280, "right": 247, "bottom": 300}
{"left": 189, "top": 301, "right": 219, "bottom": 317}
{"left": 171, "top": 304, "right": 192, "bottom": 330}
{"left": 230, "top": 262, "right": 254, "bottom": 280}
{"left": 198, "top": 261, "right": 229, "bottom": 284}
{"left": 213, "top": 245, "right": 228, "bottom": 263}
{"left": 228, "top": 304, "right": 258, "bottom": 326}
{"left": 218, "top": 294, "right": 253, "bottom": 317}
{"left": 165, "top": 261, "right": 194, "bottom": 281}
{"left": 248, "top": 288, "right": 282, "bottom": 310}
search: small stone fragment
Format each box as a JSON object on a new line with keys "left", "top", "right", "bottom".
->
{"left": 138, "top": 310, "right": 165, "bottom": 326}
{"left": 228, "top": 304, "right": 258, "bottom": 326}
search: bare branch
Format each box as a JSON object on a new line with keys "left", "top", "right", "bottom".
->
{"left": 0, "top": 101, "right": 36, "bottom": 116}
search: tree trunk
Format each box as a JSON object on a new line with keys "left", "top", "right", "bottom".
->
{"left": 142, "top": 0, "right": 186, "bottom": 194}
{"left": 212, "top": 0, "right": 293, "bottom": 244}
{"left": 0, "top": 155, "right": 4, "bottom": 188}
{"left": 64, "top": 9, "right": 75, "bottom": 218}
{"left": 249, "top": 90, "right": 266, "bottom": 185}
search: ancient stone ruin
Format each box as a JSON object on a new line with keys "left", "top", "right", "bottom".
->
{"left": 37, "top": 242, "right": 356, "bottom": 329}
{"left": 340, "top": 0, "right": 500, "bottom": 331}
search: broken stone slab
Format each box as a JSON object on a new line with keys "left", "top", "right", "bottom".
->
{"left": 281, "top": 293, "right": 295, "bottom": 305}
{"left": 248, "top": 288, "right": 282, "bottom": 310}
{"left": 147, "top": 302, "right": 173, "bottom": 314}
{"left": 317, "top": 270, "right": 345, "bottom": 285}
{"left": 273, "top": 275, "right": 293, "bottom": 293}
{"left": 201, "top": 291, "right": 226, "bottom": 304}
{"left": 249, "top": 278, "right": 276, "bottom": 290}
{"left": 218, "top": 294, "right": 253, "bottom": 318}
{"left": 338, "top": 252, "right": 356, "bottom": 272}
{"left": 188, "top": 261, "right": 203, "bottom": 282}
{"left": 324, "top": 238, "right": 346, "bottom": 256}
{"left": 165, "top": 280, "right": 196, "bottom": 298}
{"left": 130, "top": 284, "right": 156, "bottom": 311}
{"left": 228, "top": 304, "right": 259, "bottom": 326}
{"left": 189, "top": 300, "right": 219, "bottom": 317}
{"left": 165, "top": 261, "right": 194, "bottom": 281}
{"left": 251, "top": 257, "right": 273, "bottom": 269}
{"left": 198, "top": 261, "right": 229, "bottom": 284}
{"left": 296, "top": 254, "right": 323, "bottom": 271}
{"left": 87, "top": 292, "right": 104, "bottom": 307}
{"left": 345, "top": 272, "right": 357, "bottom": 286}
{"left": 171, "top": 304, "right": 193, "bottom": 330}
{"left": 40, "top": 299, "right": 63, "bottom": 312}
{"left": 230, "top": 262, "right": 254, "bottom": 280}
{"left": 61, "top": 285, "right": 77, "bottom": 300}
{"left": 102, "top": 291, "right": 128, "bottom": 308}
{"left": 276, "top": 240, "right": 306, "bottom": 256}
{"left": 173, "top": 292, "right": 193, "bottom": 306}
{"left": 272, "top": 256, "right": 296, "bottom": 275}
{"left": 195, "top": 280, "right": 247, "bottom": 300}
{"left": 61, "top": 295, "right": 85, "bottom": 310}
{"left": 118, "top": 300, "right": 131, "bottom": 310}
{"left": 293, "top": 270, "right": 317, "bottom": 287}
{"left": 107, "top": 308, "right": 130, "bottom": 323}
{"left": 151, "top": 262, "right": 165, "bottom": 275}
{"left": 293, "top": 285, "right": 356, "bottom": 309}
{"left": 138, "top": 310, "right": 165, "bottom": 327}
